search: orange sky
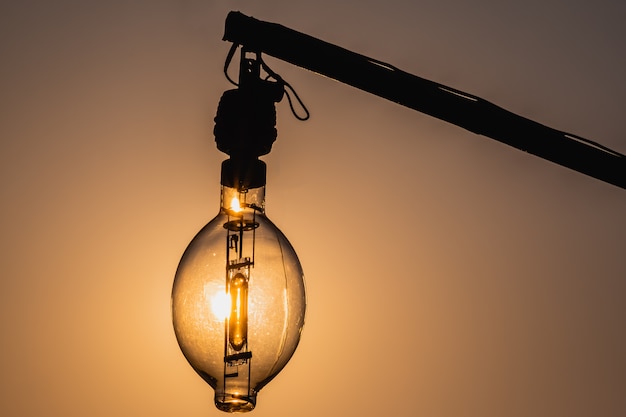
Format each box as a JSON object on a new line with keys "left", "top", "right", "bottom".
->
{"left": 1, "top": 1, "right": 625, "bottom": 416}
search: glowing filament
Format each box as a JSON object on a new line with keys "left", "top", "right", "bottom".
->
{"left": 228, "top": 273, "right": 248, "bottom": 351}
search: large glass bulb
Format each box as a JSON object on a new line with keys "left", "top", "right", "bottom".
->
{"left": 172, "top": 184, "right": 306, "bottom": 412}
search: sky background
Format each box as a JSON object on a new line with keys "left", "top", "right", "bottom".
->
{"left": 1, "top": 1, "right": 625, "bottom": 416}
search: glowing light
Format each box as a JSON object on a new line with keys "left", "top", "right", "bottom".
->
{"left": 210, "top": 291, "right": 231, "bottom": 319}
{"left": 174, "top": 182, "right": 306, "bottom": 412}
{"left": 228, "top": 274, "right": 248, "bottom": 351}
{"left": 230, "top": 197, "right": 242, "bottom": 212}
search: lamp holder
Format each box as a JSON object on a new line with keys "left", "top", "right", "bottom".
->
{"left": 214, "top": 49, "right": 284, "bottom": 191}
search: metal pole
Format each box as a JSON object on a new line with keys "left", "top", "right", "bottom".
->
{"left": 223, "top": 11, "right": 626, "bottom": 190}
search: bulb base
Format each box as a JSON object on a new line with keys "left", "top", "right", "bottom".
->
{"left": 220, "top": 157, "right": 266, "bottom": 190}
{"left": 215, "top": 393, "right": 257, "bottom": 413}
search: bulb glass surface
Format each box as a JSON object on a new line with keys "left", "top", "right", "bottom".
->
{"left": 172, "top": 185, "right": 306, "bottom": 412}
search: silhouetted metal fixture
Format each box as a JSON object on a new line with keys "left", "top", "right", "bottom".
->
{"left": 172, "top": 48, "right": 305, "bottom": 413}
{"left": 223, "top": 11, "right": 625, "bottom": 190}
{"left": 172, "top": 11, "right": 626, "bottom": 414}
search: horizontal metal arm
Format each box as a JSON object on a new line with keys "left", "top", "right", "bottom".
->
{"left": 223, "top": 11, "right": 625, "bottom": 190}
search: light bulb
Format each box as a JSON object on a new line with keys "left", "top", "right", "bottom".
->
{"left": 173, "top": 56, "right": 303, "bottom": 411}
{"left": 172, "top": 182, "right": 306, "bottom": 412}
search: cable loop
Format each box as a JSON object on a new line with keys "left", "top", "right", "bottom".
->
{"left": 223, "top": 43, "right": 240, "bottom": 86}
{"left": 223, "top": 45, "right": 310, "bottom": 121}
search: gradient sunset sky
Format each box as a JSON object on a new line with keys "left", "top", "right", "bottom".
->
{"left": 1, "top": 1, "right": 625, "bottom": 416}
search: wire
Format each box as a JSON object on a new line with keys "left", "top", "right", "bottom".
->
{"left": 223, "top": 43, "right": 240, "bottom": 87}
{"left": 258, "top": 53, "right": 310, "bottom": 121}
{"left": 564, "top": 133, "right": 625, "bottom": 158}
{"left": 283, "top": 81, "right": 311, "bottom": 121}
{"left": 222, "top": 44, "right": 310, "bottom": 121}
